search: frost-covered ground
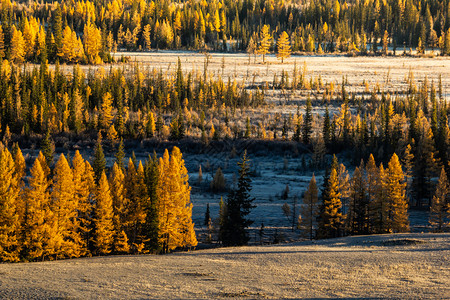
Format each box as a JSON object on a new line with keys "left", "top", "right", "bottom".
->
{"left": 0, "top": 233, "right": 448, "bottom": 299}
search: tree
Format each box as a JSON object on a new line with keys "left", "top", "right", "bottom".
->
{"left": 429, "top": 167, "right": 448, "bottom": 231}
{"left": 257, "top": 25, "right": 272, "bottom": 63}
{"left": 93, "top": 132, "right": 106, "bottom": 183}
{"left": 83, "top": 22, "right": 102, "bottom": 64}
{"left": 72, "top": 151, "right": 94, "bottom": 256}
{"left": 41, "top": 131, "right": 54, "bottom": 167}
{"left": 100, "top": 92, "right": 114, "bottom": 129}
{"left": 386, "top": 153, "right": 409, "bottom": 233}
{"left": 93, "top": 171, "right": 115, "bottom": 255}
{"left": 143, "top": 154, "right": 160, "bottom": 253}
{"left": 347, "top": 164, "right": 369, "bottom": 235}
{"left": 10, "top": 26, "right": 25, "bottom": 63}
{"left": 211, "top": 167, "right": 226, "bottom": 192}
{"left": 318, "top": 168, "right": 343, "bottom": 238}
{"left": 221, "top": 151, "right": 255, "bottom": 246}
{"left": 302, "top": 96, "right": 313, "bottom": 144}
{"left": 0, "top": 148, "right": 21, "bottom": 261}
{"left": 51, "top": 154, "right": 82, "bottom": 258}
{"left": 276, "top": 31, "right": 291, "bottom": 63}
{"left": 300, "top": 174, "right": 319, "bottom": 240}
{"left": 22, "top": 157, "right": 59, "bottom": 261}
{"left": 143, "top": 24, "right": 151, "bottom": 50}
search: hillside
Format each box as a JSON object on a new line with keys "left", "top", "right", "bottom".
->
{"left": 0, "top": 233, "right": 448, "bottom": 299}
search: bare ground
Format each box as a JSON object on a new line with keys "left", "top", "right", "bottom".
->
{"left": 0, "top": 233, "right": 448, "bottom": 299}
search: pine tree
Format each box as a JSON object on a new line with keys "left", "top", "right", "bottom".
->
{"left": 348, "top": 163, "right": 369, "bottom": 235}
{"left": 258, "top": 25, "right": 272, "bottom": 63}
{"left": 115, "top": 138, "right": 125, "bottom": 170}
{"left": 93, "top": 131, "right": 106, "bottom": 183}
{"left": 41, "top": 131, "right": 54, "bottom": 167}
{"left": 143, "top": 154, "right": 160, "bottom": 253}
{"left": 0, "top": 148, "right": 21, "bottom": 261}
{"left": 429, "top": 167, "right": 448, "bottom": 231}
{"left": 276, "top": 31, "right": 291, "bottom": 63}
{"left": 222, "top": 151, "right": 255, "bottom": 246}
{"left": 93, "top": 171, "right": 114, "bottom": 255}
{"left": 300, "top": 174, "right": 319, "bottom": 240}
{"left": 302, "top": 96, "right": 313, "bottom": 144}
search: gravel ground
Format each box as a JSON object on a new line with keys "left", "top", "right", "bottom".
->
{"left": 0, "top": 233, "right": 448, "bottom": 299}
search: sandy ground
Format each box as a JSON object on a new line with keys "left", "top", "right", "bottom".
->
{"left": 0, "top": 233, "right": 448, "bottom": 299}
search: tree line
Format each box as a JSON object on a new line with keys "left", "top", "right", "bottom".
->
{"left": 0, "top": 140, "right": 197, "bottom": 262}
{"left": 0, "top": 57, "right": 448, "bottom": 211}
{"left": 0, "top": 0, "right": 450, "bottom": 64}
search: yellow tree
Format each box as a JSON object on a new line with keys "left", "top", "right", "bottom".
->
{"left": 100, "top": 92, "right": 114, "bottom": 129}
{"left": 157, "top": 149, "right": 178, "bottom": 252}
{"left": 93, "top": 171, "right": 115, "bottom": 255}
{"left": 23, "top": 157, "right": 60, "bottom": 261}
{"left": 109, "top": 162, "right": 130, "bottom": 253}
{"left": 257, "top": 25, "right": 272, "bottom": 63}
{"left": 171, "top": 147, "right": 197, "bottom": 249}
{"left": 0, "top": 147, "right": 21, "bottom": 261}
{"left": 386, "top": 153, "right": 409, "bottom": 232}
{"left": 143, "top": 24, "right": 151, "bottom": 50}
{"left": 72, "top": 151, "right": 94, "bottom": 256}
{"left": 125, "top": 159, "right": 147, "bottom": 253}
{"left": 10, "top": 26, "right": 25, "bottom": 63}
{"left": 276, "top": 31, "right": 291, "bottom": 63}
{"left": 318, "top": 168, "right": 343, "bottom": 238}
{"left": 83, "top": 21, "right": 102, "bottom": 64}
{"left": 52, "top": 154, "right": 82, "bottom": 258}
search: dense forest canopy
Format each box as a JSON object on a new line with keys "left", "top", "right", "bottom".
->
{"left": 0, "top": 0, "right": 449, "bottom": 64}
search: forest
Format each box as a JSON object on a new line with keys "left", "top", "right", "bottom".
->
{"left": 0, "top": 0, "right": 449, "bottom": 263}
{"left": 0, "top": 0, "right": 449, "bottom": 65}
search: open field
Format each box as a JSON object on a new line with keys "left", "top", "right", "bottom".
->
{"left": 109, "top": 51, "right": 450, "bottom": 95}
{"left": 0, "top": 233, "right": 448, "bottom": 299}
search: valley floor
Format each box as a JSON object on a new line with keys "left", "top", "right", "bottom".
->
{"left": 0, "top": 233, "right": 448, "bottom": 299}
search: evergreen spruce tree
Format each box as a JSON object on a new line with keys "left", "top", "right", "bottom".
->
{"left": 222, "top": 151, "right": 255, "bottom": 246}
{"left": 93, "top": 131, "right": 106, "bottom": 183}
{"left": 143, "top": 154, "right": 160, "bottom": 253}
{"left": 302, "top": 96, "right": 313, "bottom": 144}
{"left": 41, "top": 131, "right": 54, "bottom": 167}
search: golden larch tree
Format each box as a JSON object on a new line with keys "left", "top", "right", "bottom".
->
{"left": 386, "top": 153, "right": 409, "bottom": 232}
{"left": 10, "top": 26, "right": 25, "bottom": 63}
{"left": 0, "top": 147, "right": 21, "bottom": 262}
{"left": 23, "top": 157, "right": 60, "bottom": 261}
{"left": 276, "top": 31, "right": 291, "bottom": 63}
{"left": 171, "top": 147, "right": 197, "bottom": 249}
{"left": 83, "top": 21, "right": 102, "bottom": 64}
{"left": 72, "top": 151, "right": 94, "bottom": 256}
{"left": 257, "top": 25, "right": 272, "bottom": 63}
{"left": 109, "top": 162, "right": 130, "bottom": 253}
{"left": 93, "top": 171, "right": 115, "bottom": 255}
{"left": 52, "top": 154, "right": 82, "bottom": 258}
{"left": 100, "top": 92, "right": 114, "bottom": 129}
